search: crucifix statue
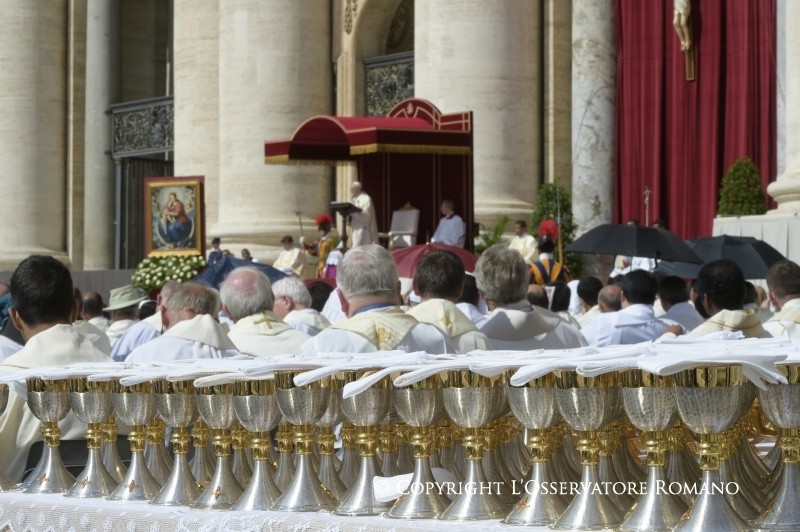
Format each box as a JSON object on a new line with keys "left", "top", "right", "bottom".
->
{"left": 673, "top": 0, "right": 695, "bottom": 81}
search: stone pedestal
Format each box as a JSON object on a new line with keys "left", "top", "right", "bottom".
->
{"left": 415, "top": 0, "right": 541, "bottom": 228}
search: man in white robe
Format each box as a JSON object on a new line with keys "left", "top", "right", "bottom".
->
{"left": 406, "top": 249, "right": 493, "bottom": 353}
{"left": 0, "top": 335, "right": 21, "bottom": 363}
{"left": 81, "top": 291, "right": 110, "bottom": 331}
{"left": 272, "top": 277, "right": 330, "bottom": 337}
{"left": 103, "top": 285, "right": 147, "bottom": 347}
{"left": 431, "top": 199, "right": 466, "bottom": 248}
{"left": 72, "top": 287, "right": 111, "bottom": 354}
{"left": 475, "top": 245, "right": 585, "bottom": 350}
{"left": 222, "top": 267, "right": 310, "bottom": 357}
{"left": 111, "top": 281, "right": 179, "bottom": 362}
{"left": 508, "top": 220, "right": 538, "bottom": 264}
{"left": 0, "top": 255, "right": 111, "bottom": 481}
{"left": 763, "top": 260, "right": 800, "bottom": 338}
{"left": 350, "top": 181, "right": 379, "bottom": 247}
{"left": 298, "top": 246, "right": 455, "bottom": 356}
{"left": 272, "top": 235, "right": 305, "bottom": 277}
{"left": 126, "top": 283, "right": 239, "bottom": 362}
{"left": 657, "top": 275, "right": 704, "bottom": 333}
{"left": 576, "top": 276, "right": 603, "bottom": 327}
{"left": 456, "top": 274, "right": 488, "bottom": 328}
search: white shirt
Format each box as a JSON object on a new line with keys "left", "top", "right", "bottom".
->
{"left": 661, "top": 301, "right": 705, "bottom": 333}
{"left": 321, "top": 290, "right": 347, "bottom": 325}
{"left": 273, "top": 248, "right": 305, "bottom": 277}
{"left": 567, "top": 279, "right": 583, "bottom": 317}
{"left": 0, "top": 325, "right": 111, "bottom": 481}
{"left": 126, "top": 314, "right": 240, "bottom": 362}
{"left": 763, "top": 299, "right": 800, "bottom": 338}
{"left": 111, "top": 313, "right": 163, "bottom": 362}
{"left": 73, "top": 320, "right": 112, "bottom": 355}
{"left": 479, "top": 301, "right": 586, "bottom": 350}
{"left": 87, "top": 315, "right": 110, "bottom": 331}
{"left": 298, "top": 306, "right": 455, "bottom": 357}
{"left": 227, "top": 312, "right": 310, "bottom": 357}
{"left": 350, "top": 192, "right": 379, "bottom": 247}
{"left": 284, "top": 308, "right": 330, "bottom": 337}
{"left": 456, "top": 302, "right": 488, "bottom": 329}
{"left": 578, "top": 305, "right": 601, "bottom": 327}
{"left": 508, "top": 234, "right": 538, "bottom": 264}
{"left": 106, "top": 319, "right": 137, "bottom": 347}
{"left": 581, "top": 304, "right": 669, "bottom": 347}
{"left": 0, "top": 335, "right": 22, "bottom": 364}
{"left": 407, "top": 299, "right": 494, "bottom": 353}
{"left": 431, "top": 214, "right": 466, "bottom": 247}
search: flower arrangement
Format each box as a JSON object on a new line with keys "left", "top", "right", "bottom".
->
{"left": 132, "top": 254, "right": 206, "bottom": 291}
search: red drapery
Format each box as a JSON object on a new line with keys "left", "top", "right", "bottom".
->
{"left": 615, "top": 0, "right": 776, "bottom": 239}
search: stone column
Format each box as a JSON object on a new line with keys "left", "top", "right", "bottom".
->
{"left": 83, "top": 0, "right": 120, "bottom": 269}
{"left": 0, "top": 4, "right": 69, "bottom": 269}
{"left": 571, "top": 0, "right": 615, "bottom": 233}
{"left": 215, "top": 0, "right": 332, "bottom": 261}
{"left": 767, "top": 0, "right": 800, "bottom": 212}
{"left": 415, "top": 0, "right": 541, "bottom": 227}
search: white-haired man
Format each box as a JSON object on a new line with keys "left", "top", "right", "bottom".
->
{"left": 126, "top": 282, "right": 238, "bottom": 362}
{"left": 272, "top": 276, "right": 330, "bottom": 336}
{"left": 111, "top": 281, "right": 179, "bottom": 362}
{"left": 298, "top": 245, "right": 455, "bottom": 356}
{"left": 222, "top": 267, "right": 310, "bottom": 356}
{"left": 349, "top": 181, "right": 379, "bottom": 247}
{"left": 476, "top": 245, "right": 586, "bottom": 349}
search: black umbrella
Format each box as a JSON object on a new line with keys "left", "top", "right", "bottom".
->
{"left": 657, "top": 235, "right": 786, "bottom": 279}
{"left": 191, "top": 256, "right": 287, "bottom": 289}
{"left": 565, "top": 223, "right": 702, "bottom": 264}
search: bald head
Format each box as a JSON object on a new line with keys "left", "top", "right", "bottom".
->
{"left": 350, "top": 181, "right": 363, "bottom": 196}
{"left": 598, "top": 285, "right": 622, "bottom": 313}
{"left": 219, "top": 267, "right": 274, "bottom": 322}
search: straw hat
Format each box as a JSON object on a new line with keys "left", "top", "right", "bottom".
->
{"left": 103, "top": 285, "right": 147, "bottom": 312}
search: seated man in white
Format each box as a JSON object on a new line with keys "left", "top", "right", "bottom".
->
{"left": 0, "top": 255, "right": 111, "bottom": 481}
{"left": 576, "top": 276, "right": 603, "bottom": 326}
{"left": 430, "top": 199, "right": 466, "bottom": 248}
{"left": 581, "top": 270, "right": 674, "bottom": 347}
{"left": 298, "top": 245, "right": 455, "bottom": 356}
{"left": 273, "top": 235, "right": 305, "bottom": 277}
{"left": 222, "top": 267, "right": 310, "bottom": 357}
{"left": 126, "top": 282, "right": 239, "bottom": 362}
{"left": 103, "top": 285, "right": 147, "bottom": 347}
{"left": 72, "top": 287, "right": 111, "bottom": 355}
{"left": 81, "top": 291, "right": 110, "bottom": 330}
{"left": 407, "top": 249, "right": 493, "bottom": 353}
{"left": 680, "top": 260, "right": 770, "bottom": 339}
{"left": 657, "top": 275, "right": 704, "bottom": 333}
{"left": 764, "top": 260, "right": 800, "bottom": 338}
{"left": 0, "top": 334, "right": 21, "bottom": 363}
{"left": 456, "top": 274, "right": 488, "bottom": 328}
{"left": 476, "top": 245, "right": 585, "bottom": 350}
{"left": 111, "top": 281, "right": 179, "bottom": 362}
{"left": 272, "top": 276, "right": 330, "bottom": 337}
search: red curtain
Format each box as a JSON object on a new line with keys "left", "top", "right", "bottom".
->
{"left": 615, "top": 0, "right": 776, "bottom": 239}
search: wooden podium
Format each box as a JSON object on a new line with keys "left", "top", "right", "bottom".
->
{"left": 330, "top": 202, "right": 361, "bottom": 250}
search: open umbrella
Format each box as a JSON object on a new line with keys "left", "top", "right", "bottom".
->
{"left": 565, "top": 223, "right": 702, "bottom": 264}
{"left": 392, "top": 243, "right": 477, "bottom": 278}
{"left": 657, "top": 235, "right": 786, "bottom": 279}
{"left": 191, "top": 256, "right": 287, "bottom": 289}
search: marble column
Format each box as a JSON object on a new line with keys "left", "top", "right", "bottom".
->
{"left": 83, "top": 0, "right": 120, "bottom": 269}
{"left": 571, "top": 0, "right": 615, "bottom": 233}
{"left": 214, "top": 0, "right": 332, "bottom": 261}
{"left": 415, "top": 0, "right": 541, "bottom": 227}
{"left": 767, "top": 0, "right": 800, "bottom": 212}
{"left": 0, "top": 4, "right": 69, "bottom": 269}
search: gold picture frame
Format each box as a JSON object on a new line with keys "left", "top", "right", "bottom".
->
{"left": 143, "top": 176, "right": 205, "bottom": 257}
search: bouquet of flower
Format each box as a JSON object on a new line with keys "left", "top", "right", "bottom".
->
{"left": 132, "top": 254, "right": 206, "bottom": 291}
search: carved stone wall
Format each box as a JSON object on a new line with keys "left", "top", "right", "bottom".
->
{"left": 110, "top": 96, "right": 174, "bottom": 157}
{"left": 364, "top": 52, "right": 414, "bottom": 117}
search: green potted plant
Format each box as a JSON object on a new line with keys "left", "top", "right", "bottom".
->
{"left": 717, "top": 157, "right": 767, "bottom": 216}
{"left": 531, "top": 182, "right": 581, "bottom": 278}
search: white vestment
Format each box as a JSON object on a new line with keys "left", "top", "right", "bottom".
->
{"left": 106, "top": 319, "right": 137, "bottom": 347}
{"left": 350, "top": 192, "right": 379, "bottom": 247}
{"left": 273, "top": 248, "right": 305, "bottom": 277}
{"left": 73, "top": 320, "right": 112, "bottom": 355}
{"left": 662, "top": 301, "right": 705, "bottom": 333}
{"left": 0, "top": 335, "right": 21, "bottom": 364}
{"left": 111, "top": 312, "right": 163, "bottom": 362}
{"left": 407, "top": 299, "right": 494, "bottom": 353}
{"left": 456, "top": 302, "right": 488, "bottom": 329}
{"left": 227, "top": 311, "right": 310, "bottom": 357}
{"left": 321, "top": 290, "right": 347, "bottom": 325}
{"left": 298, "top": 306, "right": 455, "bottom": 357}
{"left": 0, "top": 325, "right": 111, "bottom": 481}
{"left": 578, "top": 305, "right": 601, "bottom": 327}
{"left": 508, "top": 234, "right": 538, "bottom": 264}
{"left": 581, "top": 304, "right": 669, "bottom": 347}
{"left": 284, "top": 308, "right": 330, "bottom": 337}
{"left": 763, "top": 299, "right": 800, "bottom": 338}
{"left": 431, "top": 214, "right": 466, "bottom": 247}
{"left": 87, "top": 315, "right": 110, "bottom": 331}
{"left": 480, "top": 301, "right": 586, "bottom": 350}
{"left": 687, "top": 309, "right": 771, "bottom": 339}
{"left": 126, "top": 314, "right": 240, "bottom": 363}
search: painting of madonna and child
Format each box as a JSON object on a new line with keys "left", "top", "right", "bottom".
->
{"left": 144, "top": 177, "right": 205, "bottom": 256}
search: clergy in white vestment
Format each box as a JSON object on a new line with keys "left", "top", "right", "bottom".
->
{"left": 273, "top": 235, "right": 306, "bottom": 277}
{"left": 298, "top": 245, "right": 455, "bottom": 356}
{"left": 474, "top": 245, "right": 585, "bottom": 350}
{"left": 126, "top": 283, "right": 240, "bottom": 362}
{"left": 455, "top": 273, "right": 488, "bottom": 328}
{"left": 111, "top": 281, "right": 179, "bottom": 362}
{"left": 103, "top": 285, "right": 147, "bottom": 347}
{"left": 406, "top": 249, "right": 493, "bottom": 353}
{"left": 575, "top": 277, "right": 603, "bottom": 327}
{"left": 507, "top": 220, "right": 538, "bottom": 264}
{"left": 581, "top": 270, "right": 672, "bottom": 346}
{"left": 0, "top": 255, "right": 111, "bottom": 481}
{"left": 73, "top": 320, "right": 112, "bottom": 355}
{"left": 272, "top": 276, "right": 330, "bottom": 337}
{"left": 0, "top": 335, "right": 21, "bottom": 364}
{"left": 221, "top": 267, "right": 310, "bottom": 357}
{"left": 349, "top": 181, "right": 379, "bottom": 247}
{"left": 763, "top": 260, "right": 800, "bottom": 338}
{"left": 81, "top": 291, "right": 110, "bottom": 331}
{"left": 430, "top": 199, "right": 466, "bottom": 248}
{"left": 657, "top": 275, "right": 704, "bottom": 332}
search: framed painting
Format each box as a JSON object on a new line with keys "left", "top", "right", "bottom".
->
{"left": 144, "top": 176, "right": 205, "bottom": 256}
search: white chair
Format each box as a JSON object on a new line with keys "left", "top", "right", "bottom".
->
{"left": 379, "top": 203, "right": 419, "bottom": 249}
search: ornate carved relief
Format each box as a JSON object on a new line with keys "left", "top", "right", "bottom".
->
{"left": 385, "top": 0, "right": 414, "bottom": 55}
{"left": 364, "top": 52, "right": 414, "bottom": 117}
{"left": 344, "top": 0, "right": 358, "bottom": 34}
{"left": 110, "top": 97, "right": 174, "bottom": 157}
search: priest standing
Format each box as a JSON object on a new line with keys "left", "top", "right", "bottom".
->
{"left": 350, "top": 181, "right": 379, "bottom": 247}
